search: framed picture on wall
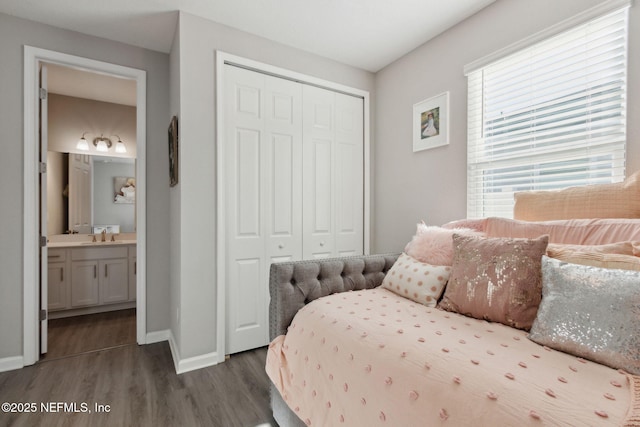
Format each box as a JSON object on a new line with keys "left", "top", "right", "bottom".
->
{"left": 168, "top": 116, "right": 179, "bottom": 187}
{"left": 413, "top": 91, "right": 449, "bottom": 152}
{"left": 114, "top": 176, "right": 136, "bottom": 204}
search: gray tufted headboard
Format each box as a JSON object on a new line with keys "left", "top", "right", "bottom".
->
{"left": 268, "top": 253, "right": 400, "bottom": 340}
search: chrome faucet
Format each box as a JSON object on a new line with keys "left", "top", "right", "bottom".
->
{"left": 101, "top": 229, "right": 107, "bottom": 242}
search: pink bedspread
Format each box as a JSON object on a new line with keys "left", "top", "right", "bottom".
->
{"left": 266, "top": 288, "right": 639, "bottom": 426}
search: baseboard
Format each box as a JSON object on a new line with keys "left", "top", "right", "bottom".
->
{"left": 0, "top": 355, "right": 24, "bottom": 373}
{"left": 146, "top": 329, "right": 170, "bottom": 344}
{"left": 167, "top": 331, "right": 220, "bottom": 374}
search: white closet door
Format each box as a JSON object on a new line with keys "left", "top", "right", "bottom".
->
{"left": 302, "top": 86, "right": 364, "bottom": 259}
{"left": 225, "top": 65, "right": 302, "bottom": 354}
{"left": 334, "top": 93, "right": 364, "bottom": 256}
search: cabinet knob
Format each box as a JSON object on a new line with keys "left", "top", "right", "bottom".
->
{"left": 278, "top": 244, "right": 284, "bottom": 249}
{"left": 320, "top": 241, "right": 325, "bottom": 247}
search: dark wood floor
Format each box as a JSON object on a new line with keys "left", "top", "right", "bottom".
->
{"left": 44, "top": 309, "right": 137, "bottom": 360}
{"left": 0, "top": 343, "right": 277, "bottom": 427}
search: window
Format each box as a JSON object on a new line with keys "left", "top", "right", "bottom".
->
{"left": 466, "top": 6, "right": 629, "bottom": 218}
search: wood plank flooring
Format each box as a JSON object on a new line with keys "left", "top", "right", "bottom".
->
{"left": 44, "top": 309, "right": 137, "bottom": 360}
{"left": 0, "top": 343, "right": 277, "bottom": 427}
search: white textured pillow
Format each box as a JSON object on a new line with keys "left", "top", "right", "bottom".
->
{"left": 381, "top": 253, "right": 450, "bottom": 307}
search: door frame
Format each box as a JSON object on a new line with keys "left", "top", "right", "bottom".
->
{"left": 23, "top": 46, "right": 147, "bottom": 366}
{"left": 215, "top": 51, "right": 371, "bottom": 360}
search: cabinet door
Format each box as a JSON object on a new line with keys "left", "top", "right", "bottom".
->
{"left": 71, "top": 260, "right": 99, "bottom": 307}
{"left": 47, "top": 262, "right": 68, "bottom": 311}
{"left": 128, "top": 257, "right": 136, "bottom": 302}
{"left": 100, "top": 258, "right": 129, "bottom": 304}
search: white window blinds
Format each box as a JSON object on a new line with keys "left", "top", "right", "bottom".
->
{"left": 466, "top": 6, "right": 628, "bottom": 219}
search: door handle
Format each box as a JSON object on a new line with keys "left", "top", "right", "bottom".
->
{"left": 105, "top": 264, "right": 108, "bottom": 277}
{"left": 94, "top": 265, "right": 97, "bottom": 278}
{"left": 61, "top": 269, "right": 63, "bottom": 282}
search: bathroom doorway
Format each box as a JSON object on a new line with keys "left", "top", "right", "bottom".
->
{"left": 23, "top": 47, "right": 147, "bottom": 365}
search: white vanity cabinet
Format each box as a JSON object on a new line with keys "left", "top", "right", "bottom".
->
{"left": 48, "top": 243, "right": 136, "bottom": 317}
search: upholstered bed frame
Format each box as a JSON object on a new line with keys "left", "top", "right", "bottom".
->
{"left": 268, "top": 254, "right": 400, "bottom": 426}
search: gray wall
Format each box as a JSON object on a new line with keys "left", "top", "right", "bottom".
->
{"left": 171, "top": 11, "right": 376, "bottom": 360}
{"left": 0, "top": 12, "right": 170, "bottom": 360}
{"left": 373, "top": 0, "right": 640, "bottom": 253}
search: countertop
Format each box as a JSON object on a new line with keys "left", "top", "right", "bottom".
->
{"left": 48, "top": 240, "right": 137, "bottom": 248}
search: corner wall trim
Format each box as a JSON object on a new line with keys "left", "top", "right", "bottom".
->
{"left": 168, "top": 331, "right": 220, "bottom": 374}
{"left": 146, "top": 330, "right": 170, "bottom": 344}
{"left": 0, "top": 356, "right": 24, "bottom": 373}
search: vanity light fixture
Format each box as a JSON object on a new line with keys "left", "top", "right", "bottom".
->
{"left": 76, "top": 132, "right": 128, "bottom": 154}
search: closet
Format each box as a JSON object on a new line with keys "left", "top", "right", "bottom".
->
{"left": 224, "top": 64, "right": 364, "bottom": 354}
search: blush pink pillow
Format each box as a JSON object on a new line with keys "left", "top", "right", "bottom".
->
{"left": 405, "top": 223, "right": 482, "bottom": 266}
{"left": 439, "top": 234, "right": 549, "bottom": 330}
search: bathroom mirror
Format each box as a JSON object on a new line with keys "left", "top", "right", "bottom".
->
{"left": 47, "top": 152, "right": 136, "bottom": 235}
{"left": 45, "top": 87, "right": 137, "bottom": 236}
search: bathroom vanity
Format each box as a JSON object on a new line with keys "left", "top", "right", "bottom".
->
{"left": 47, "top": 236, "right": 136, "bottom": 319}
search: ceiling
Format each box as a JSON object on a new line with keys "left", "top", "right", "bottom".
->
{"left": 46, "top": 63, "right": 137, "bottom": 106}
{"left": 1, "top": 0, "right": 496, "bottom": 73}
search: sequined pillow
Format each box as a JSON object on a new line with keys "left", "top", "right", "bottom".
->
{"left": 381, "top": 253, "right": 451, "bottom": 307}
{"left": 438, "top": 234, "right": 548, "bottom": 330}
{"left": 529, "top": 256, "right": 640, "bottom": 375}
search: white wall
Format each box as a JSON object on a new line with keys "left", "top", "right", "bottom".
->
{"left": 373, "top": 0, "right": 640, "bottom": 253}
{"left": 171, "top": 11, "right": 375, "bottom": 363}
{"left": 169, "top": 18, "right": 182, "bottom": 357}
{"left": 0, "top": 12, "right": 171, "bottom": 361}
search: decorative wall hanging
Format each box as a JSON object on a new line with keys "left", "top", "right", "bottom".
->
{"left": 413, "top": 91, "right": 449, "bottom": 152}
{"left": 168, "top": 116, "right": 179, "bottom": 187}
{"left": 114, "top": 176, "right": 135, "bottom": 204}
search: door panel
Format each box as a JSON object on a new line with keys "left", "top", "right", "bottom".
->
{"left": 232, "top": 258, "right": 262, "bottom": 331}
{"left": 225, "top": 65, "right": 303, "bottom": 354}
{"left": 235, "top": 128, "right": 262, "bottom": 237}
{"left": 335, "top": 95, "right": 364, "bottom": 255}
{"left": 68, "top": 154, "right": 92, "bottom": 234}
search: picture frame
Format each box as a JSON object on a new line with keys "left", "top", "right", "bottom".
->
{"left": 168, "top": 115, "right": 179, "bottom": 187}
{"left": 413, "top": 91, "right": 449, "bottom": 152}
{"left": 114, "top": 176, "right": 136, "bottom": 204}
